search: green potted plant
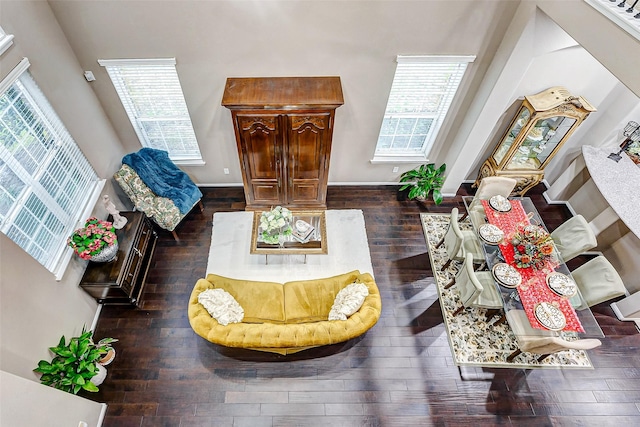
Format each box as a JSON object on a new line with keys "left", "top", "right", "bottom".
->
{"left": 33, "top": 327, "right": 118, "bottom": 394}
{"left": 399, "top": 163, "right": 446, "bottom": 204}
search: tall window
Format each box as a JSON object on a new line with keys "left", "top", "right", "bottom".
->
{"left": 373, "top": 55, "right": 475, "bottom": 161}
{"left": 0, "top": 59, "right": 100, "bottom": 273}
{"left": 0, "top": 25, "right": 14, "bottom": 56}
{"left": 98, "top": 58, "right": 203, "bottom": 163}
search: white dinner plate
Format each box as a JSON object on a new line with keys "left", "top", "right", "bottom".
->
{"left": 489, "top": 195, "right": 512, "bottom": 212}
{"left": 534, "top": 302, "right": 566, "bottom": 331}
{"left": 546, "top": 272, "right": 577, "bottom": 297}
{"left": 478, "top": 224, "right": 504, "bottom": 245}
{"left": 492, "top": 263, "right": 522, "bottom": 288}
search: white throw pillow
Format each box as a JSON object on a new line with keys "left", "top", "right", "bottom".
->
{"left": 328, "top": 282, "right": 369, "bottom": 321}
{"left": 198, "top": 289, "right": 244, "bottom": 326}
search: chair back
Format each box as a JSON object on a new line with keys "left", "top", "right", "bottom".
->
{"left": 506, "top": 309, "right": 602, "bottom": 354}
{"left": 444, "top": 208, "right": 464, "bottom": 260}
{"left": 571, "top": 256, "right": 626, "bottom": 307}
{"left": 470, "top": 176, "right": 517, "bottom": 209}
{"left": 454, "top": 253, "right": 483, "bottom": 307}
{"left": 550, "top": 215, "right": 597, "bottom": 262}
{"left": 521, "top": 336, "right": 602, "bottom": 355}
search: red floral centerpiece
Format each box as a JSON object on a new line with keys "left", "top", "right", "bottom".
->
{"left": 509, "top": 223, "right": 555, "bottom": 270}
{"left": 68, "top": 217, "right": 118, "bottom": 262}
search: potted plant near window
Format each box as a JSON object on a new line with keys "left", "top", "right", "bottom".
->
{"left": 33, "top": 327, "right": 118, "bottom": 395}
{"left": 398, "top": 163, "right": 446, "bottom": 204}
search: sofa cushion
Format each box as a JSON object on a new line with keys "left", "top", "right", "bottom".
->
{"left": 205, "top": 274, "right": 285, "bottom": 323}
{"left": 283, "top": 270, "right": 361, "bottom": 323}
{"left": 197, "top": 288, "right": 244, "bottom": 326}
{"left": 328, "top": 282, "right": 369, "bottom": 321}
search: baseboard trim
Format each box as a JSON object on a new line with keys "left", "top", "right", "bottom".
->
{"left": 197, "top": 183, "right": 244, "bottom": 187}
{"left": 196, "top": 182, "right": 405, "bottom": 187}
{"left": 90, "top": 304, "right": 103, "bottom": 334}
{"left": 97, "top": 403, "right": 108, "bottom": 427}
{"left": 610, "top": 302, "right": 640, "bottom": 331}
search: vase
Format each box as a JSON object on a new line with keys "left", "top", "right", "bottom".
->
{"left": 89, "top": 242, "right": 119, "bottom": 263}
{"left": 99, "top": 348, "right": 116, "bottom": 366}
{"left": 90, "top": 364, "right": 107, "bottom": 386}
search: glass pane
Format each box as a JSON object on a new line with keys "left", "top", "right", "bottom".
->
{"left": 506, "top": 116, "right": 576, "bottom": 170}
{"left": 380, "top": 117, "right": 398, "bottom": 135}
{"left": 392, "top": 135, "right": 410, "bottom": 150}
{"left": 376, "top": 135, "right": 392, "bottom": 150}
{"left": 396, "top": 118, "right": 416, "bottom": 135}
{"left": 493, "top": 107, "right": 530, "bottom": 165}
{"left": 414, "top": 118, "right": 433, "bottom": 134}
{"left": 408, "top": 135, "right": 426, "bottom": 150}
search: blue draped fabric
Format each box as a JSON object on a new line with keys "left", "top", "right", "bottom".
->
{"left": 122, "top": 148, "right": 202, "bottom": 214}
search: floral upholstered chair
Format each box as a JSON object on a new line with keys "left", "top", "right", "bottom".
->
{"left": 114, "top": 163, "right": 203, "bottom": 240}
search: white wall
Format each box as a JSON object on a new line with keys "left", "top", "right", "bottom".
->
{"left": 0, "top": 370, "right": 106, "bottom": 427}
{"left": 0, "top": 1, "right": 125, "bottom": 379}
{"left": 443, "top": 2, "right": 638, "bottom": 192}
{"left": 47, "top": 0, "right": 519, "bottom": 185}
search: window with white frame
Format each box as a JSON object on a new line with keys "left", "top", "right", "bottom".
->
{"left": 98, "top": 58, "right": 203, "bottom": 163}
{"left": 0, "top": 25, "right": 15, "bottom": 56}
{"left": 0, "top": 58, "right": 100, "bottom": 274}
{"left": 373, "top": 55, "right": 475, "bottom": 162}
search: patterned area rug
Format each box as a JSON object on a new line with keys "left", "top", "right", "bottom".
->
{"left": 421, "top": 213, "right": 593, "bottom": 369}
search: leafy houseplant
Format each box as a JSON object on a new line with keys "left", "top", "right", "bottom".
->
{"left": 33, "top": 327, "right": 118, "bottom": 394}
{"left": 67, "top": 217, "right": 118, "bottom": 260}
{"left": 399, "top": 163, "right": 446, "bottom": 205}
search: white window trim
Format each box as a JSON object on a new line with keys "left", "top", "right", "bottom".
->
{"left": 54, "top": 179, "right": 105, "bottom": 281}
{"left": 371, "top": 54, "right": 475, "bottom": 164}
{"left": 0, "top": 58, "right": 103, "bottom": 279}
{"left": 97, "top": 57, "right": 203, "bottom": 163}
{"left": 0, "top": 26, "right": 14, "bottom": 57}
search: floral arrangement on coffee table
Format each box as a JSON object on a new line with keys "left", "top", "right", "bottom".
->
{"left": 509, "top": 223, "right": 556, "bottom": 270}
{"left": 259, "top": 206, "right": 293, "bottom": 244}
{"left": 68, "top": 217, "right": 118, "bottom": 260}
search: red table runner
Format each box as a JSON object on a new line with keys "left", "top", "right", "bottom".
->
{"left": 481, "top": 200, "right": 585, "bottom": 333}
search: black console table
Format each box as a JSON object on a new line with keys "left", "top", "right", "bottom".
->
{"left": 79, "top": 211, "right": 157, "bottom": 305}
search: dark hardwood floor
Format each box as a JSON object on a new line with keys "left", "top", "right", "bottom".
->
{"left": 91, "top": 184, "right": 640, "bottom": 427}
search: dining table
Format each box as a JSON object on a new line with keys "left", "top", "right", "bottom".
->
{"left": 462, "top": 195, "right": 604, "bottom": 339}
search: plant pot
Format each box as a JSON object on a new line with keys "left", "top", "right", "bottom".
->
{"left": 99, "top": 348, "right": 116, "bottom": 366}
{"left": 90, "top": 364, "right": 107, "bottom": 386}
{"left": 89, "top": 242, "right": 119, "bottom": 263}
{"left": 396, "top": 187, "right": 410, "bottom": 201}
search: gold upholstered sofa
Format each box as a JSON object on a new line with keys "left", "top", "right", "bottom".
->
{"left": 188, "top": 270, "right": 381, "bottom": 355}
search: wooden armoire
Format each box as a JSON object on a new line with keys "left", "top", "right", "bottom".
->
{"left": 222, "top": 77, "right": 343, "bottom": 211}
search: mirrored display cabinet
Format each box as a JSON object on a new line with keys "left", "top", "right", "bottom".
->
{"left": 475, "top": 87, "right": 596, "bottom": 195}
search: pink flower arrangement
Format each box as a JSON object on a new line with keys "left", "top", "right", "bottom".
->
{"left": 68, "top": 217, "right": 117, "bottom": 260}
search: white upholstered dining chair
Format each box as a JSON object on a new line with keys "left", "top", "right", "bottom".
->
{"left": 550, "top": 215, "right": 598, "bottom": 262}
{"left": 436, "top": 208, "right": 485, "bottom": 271}
{"left": 448, "top": 253, "right": 503, "bottom": 318}
{"left": 570, "top": 256, "right": 627, "bottom": 307}
{"left": 505, "top": 309, "right": 602, "bottom": 363}
{"left": 462, "top": 176, "right": 518, "bottom": 226}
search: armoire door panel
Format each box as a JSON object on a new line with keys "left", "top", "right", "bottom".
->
{"left": 288, "top": 114, "right": 329, "bottom": 181}
{"left": 236, "top": 115, "right": 279, "bottom": 181}
{"left": 252, "top": 183, "right": 281, "bottom": 204}
{"left": 291, "top": 182, "right": 320, "bottom": 202}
